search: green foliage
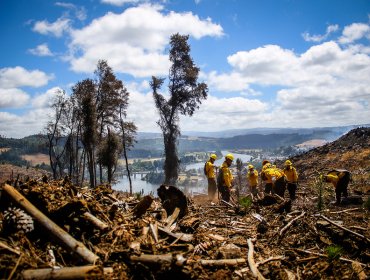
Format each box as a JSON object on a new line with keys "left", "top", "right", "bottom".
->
{"left": 326, "top": 245, "right": 343, "bottom": 262}
{"left": 364, "top": 196, "right": 370, "bottom": 210}
{"left": 239, "top": 196, "right": 253, "bottom": 209}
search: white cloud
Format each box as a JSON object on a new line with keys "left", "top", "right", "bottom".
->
{"left": 0, "top": 88, "right": 30, "bottom": 108}
{"left": 302, "top": 24, "right": 339, "bottom": 42}
{"left": 32, "top": 87, "right": 63, "bottom": 108}
{"left": 32, "top": 17, "right": 71, "bottom": 37}
{"left": 68, "top": 4, "right": 223, "bottom": 77}
{"left": 0, "top": 108, "right": 53, "bottom": 138}
{"left": 101, "top": 0, "right": 145, "bottom": 6}
{"left": 0, "top": 66, "right": 54, "bottom": 88}
{"left": 28, "top": 43, "right": 53, "bottom": 56}
{"left": 339, "top": 23, "right": 370, "bottom": 44}
{"left": 55, "top": 2, "right": 87, "bottom": 21}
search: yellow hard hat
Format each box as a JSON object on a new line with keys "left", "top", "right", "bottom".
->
{"left": 285, "top": 160, "right": 292, "bottom": 166}
{"left": 210, "top": 154, "right": 217, "bottom": 160}
{"left": 225, "top": 153, "right": 234, "bottom": 161}
{"left": 248, "top": 164, "right": 254, "bottom": 170}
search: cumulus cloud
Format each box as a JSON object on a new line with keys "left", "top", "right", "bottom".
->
{"left": 339, "top": 22, "right": 370, "bottom": 44}
{"left": 32, "top": 17, "right": 71, "bottom": 37}
{"left": 32, "top": 87, "right": 63, "bottom": 108}
{"left": 68, "top": 4, "right": 223, "bottom": 76}
{"left": 0, "top": 109, "right": 53, "bottom": 138}
{"left": 302, "top": 24, "right": 339, "bottom": 42}
{"left": 0, "top": 66, "right": 54, "bottom": 88}
{"left": 202, "top": 24, "right": 370, "bottom": 128}
{"left": 0, "top": 88, "right": 30, "bottom": 108}
{"left": 28, "top": 43, "right": 53, "bottom": 56}
{"left": 101, "top": 0, "right": 145, "bottom": 6}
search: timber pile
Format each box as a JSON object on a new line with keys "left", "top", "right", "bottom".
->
{"left": 0, "top": 177, "right": 369, "bottom": 279}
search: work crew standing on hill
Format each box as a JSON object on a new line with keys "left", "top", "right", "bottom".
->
{"left": 247, "top": 164, "right": 259, "bottom": 197}
{"left": 205, "top": 154, "right": 218, "bottom": 201}
{"left": 218, "top": 153, "right": 234, "bottom": 202}
{"left": 323, "top": 169, "right": 351, "bottom": 205}
{"left": 283, "top": 160, "right": 299, "bottom": 200}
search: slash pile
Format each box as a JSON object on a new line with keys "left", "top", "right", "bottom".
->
{"left": 0, "top": 175, "right": 369, "bottom": 280}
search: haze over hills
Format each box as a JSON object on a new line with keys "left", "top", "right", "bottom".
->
{"left": 138, "top": 124, "right": 370, "bottom": 140}
{"left": 133, "top": 124, "right": 370, "bottom": 153}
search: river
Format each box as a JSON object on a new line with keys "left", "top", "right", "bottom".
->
{"left": 113, "top": 150, "right": 251, "bottom": 196}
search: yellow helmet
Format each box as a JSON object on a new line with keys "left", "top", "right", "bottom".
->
{"left": 285, "top": 160, "right": 292, "bottom": 166}
{"left": 210, "top": 154, "right": 217, "bottom": 160}
{"left": 248, "top": 164, "right": 254, "bottom": 170}
{"left": 225, "top": 153, "right": 234, "bottom": 161}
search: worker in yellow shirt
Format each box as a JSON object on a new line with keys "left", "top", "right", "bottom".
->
{"left": 260, "top": 160, "right": 272, "bottom": 194}
{"left": 283, "top": 160, "right": 298, "bottom": 200}
{"left": 217, "top": 153, "right": 234, "bottom": 202}
{"left": 247, "top": 164, "right": 259, "bottom": 197}
{"left": 205, "top": 154, "right": 218, "bottom": 201}
{"left": 262, "top": 164, "right": 287, "bottom": 197}
{"left": 323, "top": 169, "right": 351, "bottom": 205}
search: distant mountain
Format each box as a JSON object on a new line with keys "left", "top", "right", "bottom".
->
{"left": 133, "top": 124, "right": 369, "bottom": 153}
{"left": 181, "top": 124, "right": 370, "bottom": 139}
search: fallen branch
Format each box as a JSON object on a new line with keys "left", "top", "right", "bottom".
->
{"left": 294, "top": 248, "right": 366, "bottom": 266}
{"left": 247, "top": 238, "right": 266, "bottom": 280}
{"left": 2, "top": 184, "right": 99, "bottom": 264}
{"left": 318, "top": 214, "right": 370, "bottom": 243}
{"left": 158, "top": 226, "right": 193, "bottom": 242}
{"left": 21, "top": 265, "right": 113, "bottom": 280}
{"left": 256, "top": 255, "right": 285, "bottom": 267}
{"left": 200, "top": 258, "right": 246, "bottom": 266}
{"left": 130, "top": 254, "right": 186, "bottom": 266}
{"left": 82, "top": 212, "right": 109, "bottom": 231}
{"left": 279, "top": 211, "right": 306, "bottom": 236}
{"left": 329, "top": 208, "right": 359, "bottom": 214}
{"left": 0, "top": 240, "right": 20, "bottom": 255}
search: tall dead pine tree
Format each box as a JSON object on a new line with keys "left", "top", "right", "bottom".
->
{"left": 151, "top": 34, "right": 208, "bottom": 184}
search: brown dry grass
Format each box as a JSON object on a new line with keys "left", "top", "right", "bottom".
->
{"left": 21, "top": 153, "right": 49, "bottom": 166}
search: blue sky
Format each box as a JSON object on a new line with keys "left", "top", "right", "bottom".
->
{"left": 0, "top": 0, "right": 369, "bottom": 138}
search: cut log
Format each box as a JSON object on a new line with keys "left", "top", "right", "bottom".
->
{"left": 130, "top": 254, "right": 186, "bottom": 266}
{"left": 132, "top": 195, "right": 153, "bottom": 218}
{"left": 21, "top": 265, "right": 113, "bottom": 280}
{"left": 82, "top": 212, "right": 109, "bottom": 231}
{"left": 2, "top": 184, "right": 99, "bottom": 264}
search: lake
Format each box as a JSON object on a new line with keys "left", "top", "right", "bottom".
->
{"left": 113, "top": 150, "right": 251, "bottom": 196}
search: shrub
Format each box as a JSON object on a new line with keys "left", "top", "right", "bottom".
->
{"left": 239, "top": 196, "right": 253, "bottom": 209}
{"left": 326, "top": 245, "right": 342, "bottom": 262}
